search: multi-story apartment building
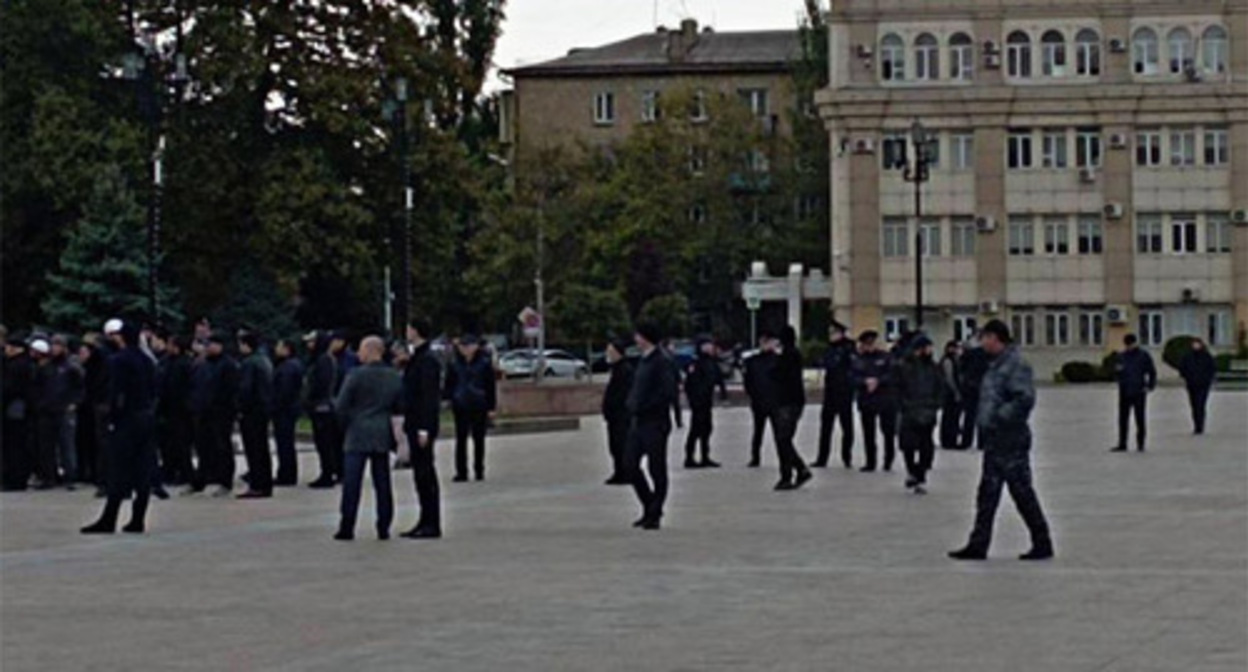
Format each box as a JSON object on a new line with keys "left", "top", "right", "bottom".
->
{"left": 818, "top": 0, "right": 1248, "bottom": 369}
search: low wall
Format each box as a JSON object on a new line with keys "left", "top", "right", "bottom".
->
{"left": 499, "top": 382, "right": 605, "bottom": 418}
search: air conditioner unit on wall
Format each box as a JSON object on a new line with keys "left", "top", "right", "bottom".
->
{"left": 1109, "top": 134, "right": 1128, "bottom": 149}
{"left": 979, "top": 300, "right": 1000, "bottom": 315}
{"left": 1231, "top": 209, "right": 1248, "bottom": 225}
{"left": 1181, "top": 287, "right": 1201, "bottom": 303}
{"left": 1080, "top": 168, "right": 1097, "bottom": 184}
{"left": 853, "top": 138, "right": 876, "bottom": 154}
{"left": 856, "top": 44, "right": 873, "bottom": 58}
{"left": 1108, "top": 38, "right": 1126, "bottom": 53}
{"left": 984, "top": 53, "right": 1002, "bottom": 69}
{"left": 1104, "top": 203, "right": 1124, "bottom": 220}
{"left": 975, "top": 215, "right": 997, "bottom": 233}
{"left": 983, "top": 40, "right": 1000, "bottom": 54}
{"left": 1106, "top": 305, "right": 1129, "bottom": 324}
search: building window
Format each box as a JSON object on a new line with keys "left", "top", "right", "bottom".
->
{"left": 881, "top": 34, "right": 906, "bottom": 81}
{"left": 1207, "top": 214, "right": 1232, "bottom": 253}
{"left": 641, "top": 90, "right": 660, "bottom": 123}
{"left": 1136, "top": 130, "right": 1162, "bottom": 166}
{"left": 923, "top": 134, "right": 941, "bottom": 168}
{"left": 1168, "top": 27, "right": 1194, "bottom": 74}
{"left": 953, "top": 316, "right": 978, "bottom": 343}
{"left": 882, "top": 134, "right": 908, "bottom": 170}
{"left": 883, "top": 217, "right": 909, "bottom": 258}
{"left": 1133, "top": 27, "right": 1159, "bottom": 75}
{"left": 1078, "top": 216, "right": 1103, "bottom": 254}
{"left": 951, "top": 217, "right": 976, "bottom": 256}
{"left": 1171, "top": 214, "right": 1198, "bottom": 254}
{"left": 1139, "top": 311, "right": 1164, "bottom": 347}
{"left": 1041, "top": 130, "right": 1068, "bottom": 168}
{"left": 1041, "top": 30, "right": 1067, "bottom": 76}
{"left": 1204, "top": 127, "right": 1229, "bottom": 166}
{"left": 1076, "top": 128, "right": 1102, "bottom": 168}
{"left": 915, "top": 33, "right": 939, "bottom": 80}
{"left": 1011, "top": 313, "right": 1036, "bottom": 346}
{"left": 688, "top": 145, "right": 707, "bottom": 175}
{"left": 1045, "top": 312, "right": 1071, "bottom": 346}
{"left": 1170, "top": 128, "right": 1196, "bottom": 166}
{"left": 950, "top": 33, "right": 974, "bottom": 80}
{"left": 951, "top": 133, "right": 974, "bottom": 170}
{"left": 884, "top": 316, "right": 910, "bottom": 342}
{"left": 1009, "top": 216, "right": 1035, "bottom": 256}
{"left": 688, "top": 204, "right": 707, "bottom": 225}
{"left": 1007, "top": 31, "right": 1032, "bottom": 78}
{"left": 1007, "top": 129, "right": 1033, "bottom": 169}
{"left": 919, "top": 219, "right": 942, "bottom": 257}
{"left": 795, "top": 195, "right": 821, "bottom": 221}
{"left": 1202, "top": 26, "right": 1228, "bottom": 74}
{"left": 1079, "top": 312, "right": 1104, "bottom": 347}
{"left": 593, "top": 92, "right": 615, "bottom": 125}
{"left": 1208, "top": 310, "right": 1232, "bottom": 346}
{"left": 1075, "top": 29, "right": 1101, "bottom": 75}
{"left": 738, "top": 88, "right": 769, "bottom": 118}
{"left": 1043, "top": 217, "right": 1070, "bottom": 254}
{"left": 690, "top": 89, "right": 708, "bottom": 122}
{"left": 1137, "top": 215, "right": 1163, "bottom": 254}
{"left": 747, "top": 149, "right": 770, "bottom": 174}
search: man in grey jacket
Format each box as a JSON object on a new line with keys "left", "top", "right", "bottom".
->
{"left": 949, "top": 320, "right": 1053, "bottom": 561}
{"left": 334, "top": 336, "right": 402, "bottom": 541}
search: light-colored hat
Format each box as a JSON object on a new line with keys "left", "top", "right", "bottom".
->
{"left": 103, "top": 318, "right": 124, "bottom": 335}
{"left": 30, "top": 339, "right": 50, "bottom": 355}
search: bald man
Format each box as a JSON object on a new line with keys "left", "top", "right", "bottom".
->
{"left": 333, "top": 336, "right": 403, "bottom": 541}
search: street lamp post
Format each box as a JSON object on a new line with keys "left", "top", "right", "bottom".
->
{"left": 382, "top": 77, "right": 411, "bottom": 335}
{"left": 903, "top": 119, "right": 932, "bottom": 331}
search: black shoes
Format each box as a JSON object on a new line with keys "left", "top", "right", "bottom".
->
{"left": 80, "top": 520, "right": 116, "bottom": 535}
{"left": 1109, "top": 445, "right": 1127, "bottom": 453}
{"left": 333, "top": 530, "right": 354, "bottom": 541}
{"left": 152, "top": 486, "right": 170, "bottom": 500}
{"left": 700, "top": 459, "right": 720, "bottom": 468}
{"left": 947, "top": 546, "right": 988, "bottom": 561}
{"left": 378, "top": 530, "right": 390, "bottom": 541}
{"left": 640, "top": 518, "right": 661, "bottom": 531}
{"left": 122, "top": 521, "right": 145, "bottom": 534}
{"left": 236, "top": 490, "right": 272, "bottom": 500}
{"left": 604, "top": 475, "right": 630, "bottom": 486}
{"left": 793, "top": 470, "right": 813, "bottom": 490}
{"left": 452, "top": 475, "right": 468, "bottom": 483}
{"left": 308, "top": 477, "right": 336, "bottom": 489}
{"left": 1019, "top": 547, "right": 1054, "bottom": 561}
{"left": 811, "top": 461, "right": 828, "bottom": 469}
{"left": 401, "top": 527, "right": 442, "bottom": 540}
{"left": 684, "top": 458, "right": 700, "bottom": 469}
{"left": 747, "top": 459, "right": 760, "bottom": 468}
{"left": 859, "top": 466, "right": 876, "bottom": 473}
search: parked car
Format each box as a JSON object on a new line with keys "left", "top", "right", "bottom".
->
{"left": 499, "top": 349, "right": 590, "bottom": 380}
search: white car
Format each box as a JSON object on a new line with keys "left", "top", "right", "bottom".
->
{"left": 499, "top": 349, "right": 590, "bottom": 380}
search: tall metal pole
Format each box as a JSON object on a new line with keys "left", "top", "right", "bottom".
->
{"left": 398, "top": 86, "right": 411, "bottom": 332}
{"left": 535, "top": 200, "right": 546, "bottom": 384}
{"left": 905, "top": 119, "right": 930, "bottom": 332}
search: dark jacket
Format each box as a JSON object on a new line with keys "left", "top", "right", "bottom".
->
{"left": 109, "top": 345, "right": 157, "bottom": 423}
{"left": 627, "top": 347, "right": 677, "bottom": 423}
{"left": 821, "top": 338, "right": 857, "bottom": 402}
{"left": 976, "top": 345, "right": 1036, "bottom": 452}
{"left": 1179, "top": 349, "right": 1216, "bottom": 391}
{"left": 403, "top": 342, "right": 442, "bottom": 436}
{"left": 853, "top": 348, "right": 892, "bottom": 412}
{"left": 602, "top": 356, "right": 636, "bottom": 424}
{"left": 3, "top": 352, "right": 34, "bottom": 421}
{"left": 683, "top": 353, "right": 723, "bottom": 409}
{"left": 335, "top": 362, "right": 402, "bottom": 454}
{"left": 34, "top": 355, "right": 84, "bottom": 415}
{"left": 156, "top": 352, "right": 192, "bottom": 417}
{"left": 302, "top": 337, "right": 337, "bottom": 413}
{"left": 83, "top": 345, "right": 112, "bottom": 408}
{"left": 939, "top": 353, "right": 962, "bottom": 403}
{"left": 774, "top": 346, "right": 806, "bottom": 409}
{"left": 444, "top": 352, "right": 496, "bottom": 413}
{"left": 898, "top": 356, "right": 946, "bottom": 427}
{"left": 1114, "top": 347, "right": 1157, "bottom": 397}
{"left": 744, "top": 351, "right": 779, "bottom": 413}
{"left": 959, "top": 346, "right": 989, "bottom": 399}
{"left": 237, "top": 351, "right": 274, "bottom": 416}
{"left": 188, "top": 353, "right": 238, "bottom": 416}
{"left": 333, "top": 349, "right": 360, "bottom": 396}
{"left": 273, "top": 356, "right": 305, "bottom": 415}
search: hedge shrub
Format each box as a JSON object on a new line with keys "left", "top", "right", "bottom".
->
{"left": 1162, "top": 335, "right": 1196, "bottom": 371}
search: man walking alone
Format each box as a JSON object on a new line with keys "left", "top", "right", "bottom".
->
{"left": 624, "top": 322, "right": 676, "bottom": 530}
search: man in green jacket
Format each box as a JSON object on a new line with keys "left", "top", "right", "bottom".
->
{"left": 334, "top": 336, "right": 402, "bottom": 541}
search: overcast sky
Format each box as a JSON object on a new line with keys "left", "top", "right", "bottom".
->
{"left": 489, "top": 0, "right": 815, "bottom": 89}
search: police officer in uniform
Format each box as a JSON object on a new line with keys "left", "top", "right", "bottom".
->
{"left": 852, "top": 331, "right": 891, "bottom": 472}
{"left": 815, "top": 321, "right": 856, "bottom": 468}
{"left": 682, "top": 337, "right": 724, "bottom": 469}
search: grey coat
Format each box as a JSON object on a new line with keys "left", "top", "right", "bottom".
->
{"left": 975, "top": 345, "right": 1036, "bottom": 453}
{"left": 334, "top": 362, "right": 403, "bottom": 455}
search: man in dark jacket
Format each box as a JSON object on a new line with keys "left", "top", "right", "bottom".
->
{"left": 31, "top": 335, "right": 84, "bottom": 489}
{"left": 236, "top": 332, "right": 274, "bottom": 498}
{"left": 186, "top": 333, "right": 238, "bottom": 496}
{"left": 772, "top": 326, "right": 813, "bottom": 491}
{"left": 743, "top": 334, "right": 778, "bottom": 468}
{"left": 1179, "top": 338, "right": 1217, "bottom": 435}
{"left": 272, "top": 339, "right": 304, "bottom": 486}
{"left": 303, "top": 331, "right": 340, "bottom": 488}
{"left": 938, "top": 341, "right": 964, "bottom": 449}
{"left": 624, "top": 322, "right": 677, "bottom": 530}
{"left": 898, "top": 335, "right": 945, "bottom": 494}
{"left": 401, "top": 319, "right": 444, "bottom": 539}
{"left": 958, "top": 340, "right": 989, "bottom": 449}
{"left": 853, "top": 331, "right": 891, "bottom": 473}
{"left": 601, "top": 337, "right": 635, "bottom": 485}
{"left": 683, "top": 337, "right": 725, "bottom": 469}
{"left": 2, "top": 334, "right": 34, "bottom": 491}
{"left": 816, "top": 321, "right": 856, "bottom": 468}
{"left": 950, "top": 320, "right": 1053, "bottom": 561}
{"left": 334, "top": 336, "right": 402, "bottom": 541}
{"left": 156, "top": 336, "right": 194, "bottom": 486}
{"left": 444, "top": 334, "right": 497, "bottom": 482}
{"left": 1111, "top": 333, "right": 1157, "bottom": 453}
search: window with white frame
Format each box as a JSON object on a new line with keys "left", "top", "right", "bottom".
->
{"left": 1168, "top": 27, "right": 1194, "bottom": 74}
{"left": 1204, "top": 127, "right": 1229, "bottom": 166}
{"left": 1079, "top": 312, "right": 1104, "bottom": 346}
{"left": 1076, "top": 128, "right": 1102, "bottom": 168}
{"left": 1208, "top": 309, "right": 1232, "bottom": 346}
{"left": 1007, "top": 31, "right": 1033, "bottom": 78}
{"left": 1202, "top": 26, "right": 1228, "bottom": 74}
{"left": 1043, "top": 217, "right": 1070, "bottom": 254}
{"left": 919, "top": 219, "right": 942, "bottom": 257}
{"left": 688, "top": 145, "right": 707, "bottom": 175}
{"left": 884, "top": 316, "right": 910, "bottom": 342}
{"left": 951, "top": 217, "right": 976, "bottom": 256}
{"left": 1075, "top": 29, "right": 1101, "bottom": 76}
{"left": 1009, "top": 216, "right": 1035, "bottom": 256}
{"left": 738, "top": 88, "right": 769, "bottom": 118}
{"left": 1137, "top": 214, "right": 1164, "bottom": 254}
{"left": 915, "top": 33, "right": 939, "bottom": 80}
{"left": 951, "top": 133, "right": 974, "bottom": 170}
{"left": 881, "top": 34, "right": 906, "bottom": 81}
{"left": 1136, "top": 130, "right": 1162, "bottom": 166}
{"left": 1045, "top": 312, "right": 1071, "bottom": 346}
{"left": 593, "top": 92, "right": 615, "bottom": 124}
{"left": 950, "top": 33, "right": 974, "bottom": 80}
{"left": 1171, "top": 214, "right": 1198, "bottom": 254}
{"left": 882, "top": 134, "right": 908, "bottom": 170}
{"left": 1138, "top": 311, "right": 1164, "bottom": 346}
{"left": 1041, "top": 130, "right": 1068, "bottom": 168}
{"left": 1133, "top": 27, "right": 1159, "bottom": 75}
{"left": 923, "top": 135, "right": 941, "bottom": 168}
{"left": 690, "top": 89, "right": 708, "bottom": 122}
{"left": 641, "top": 90, "right": 660, "bottom": 123}
{"left": 1206, "top": 214, "right": 1232, "bottom": 253}
{"left": 748, "top": 149, "right": 770, "bottom": 174}
{"left": 1007, "top": 129, "right": 1033, "bottom": 169}
{"left": 883, "top": 218, "right": 909, "bottom": 258}
{"left": 953, "top": 316, "right": 978, "bottom": 343}
{"left": 1011, "top": 312, "right": 1036, "bottom": 346}
{"left": 688, "top": 203, "right": 707, "bottom": 225}
{"left": 795, "top": 194, "right": 821, "bottom": 221}
{"left": 1078, "top": 216, "right": 1103, "bottom": 254}
{"left": 1041, "top": 30, "right": 1067, "bottom": 76}
{"left": 1170, "top": 128, "right": 1196, "bottom": 166}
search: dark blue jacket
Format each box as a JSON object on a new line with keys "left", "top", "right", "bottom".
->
{"left": 109, "top": 346, "right": 156, "bottom": 423}
{"left": 156, "top": 352, "right": 192, "bottom": 417}
{"left": 403, "top": 342, "right": 443, "bottom": 435}
{"left": 627, "top": 348, "right": 677, "bottom": 423}
{"left": 237, "top": 351, "right": 274, "bottom": 417}
{"left": 683, "top": 353, "right": 723, "bottom": 409}
{"left": 852, "top": 348, "right": 892, "bottom": 412}
{"left": 273, "top": 356, "right": 305, "bottom": 415}
{"left": 744, "top": 351, "right": 779, "bottom": 413}
{"left": 1115, "top": 348, "right": 1157, "bottom": 397}
{"left": 189, "top": 353, "right": 238, "bottom": 415}
{"left": 602, "top": 357, "right": 636, "bottom": 424}
{"left": 774, "top": 347, "right": 806, "bottom": 409}
{"left": 821, "top": 338, "right": 856, "bottom": 401}
{"left": 1179, "top": 349, "right": 1216, "bottom": 390}
{"left": 444, "top": 353, "right": 496, "bottom": 413}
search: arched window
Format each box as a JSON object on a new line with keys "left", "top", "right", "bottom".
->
{"left": 1075, "top": 29, "right": 1100, "bottom": 76}
{"left": 1007, "top": 31, "right": 1032, "bottom": 78}
{"left": 1168, "top": 27, "right": 1193, "bottom": 74}
{"left": 1041, "top": 30, "right": 1067, "bottom": 76}
{"left": 950, "top": 33, "right": 974, "bottom": 80}
{"left": 881, "top": 33, "right": 905, "bottom": 81}
{"left": 915, "top": 33, "right": 939, "bottom": 80}
{"left": 1132, "top": 27, "right": 1159, "bottom": 75}
{"left": 1202, "top": 26, "right": 1228, "bottom": 73}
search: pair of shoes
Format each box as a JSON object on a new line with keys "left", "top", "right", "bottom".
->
{"left": 774, "top": 480, "right": 795, "bottom": 491}
{"left": 842, "top": 461, "right": 853, "bottom": 469}
{"left": 122, "top": 521, "right": 145, "bottom": 534}
{"left": 333, "top": 530, "right": 354, "bottom": 541}
{"left": 308, "top": 478, "right": 335, "bottom": 489}
{"left": 793, "top": 470, "right": 813, "bottom": 490}
{"left": 904, "top": 477, "right": 918, "bottom": 489}
{"left": 947, "top": 546, "right": 987, "bottom": 561}
{"left": 700, "top": 459, "right": 720, "bottom": 468}
{"left": 475, "top": 473, "right": 485, "bottom": 482}
{"left": 210, "top": 486, "right": 232, "bottom": 498}
{"left": 378, "top": 530, "right": 390, "bottom": 541}
{"left": 152, "top": 486, "right": 170, "bottom": 500}
{"left": 80, "top": 520, "right": 115, "bottom": 535}
{"left": 913, "top": 485, "right": 928, "bottom": 495}
{"left": 1137, "top": 446, "right": 1145, "bottom": 453}
{"left": 604, "top": 476, "right": 630, "bottom": 486}
{"left": 236, "top": 490, "right": 271, "bottom": 500}
{"left": 452, "top": 475, "right": 468, "bottom": 483}
{"left": 1108, "top": 445, "right": 1127, "bottom": 453}
{"left": 859, "top": 466, "right": 876, "bottom": 473}
{"left": 641, "top": 518, "right": 661, "bottom": 531}
{"left": 1019, "top": 546, "right": 1054, "bottom": 561}
{"left": 811, "top": 461, "right": 828, "bottom": 469}
{"left": 684, "top": 459, "right": 701, "bottom": 469}
{"left": 401, "top": 527, "right": 442, "bottom": 540}
{"left": 747, "top": 459, "right": 760, "bottom": 468}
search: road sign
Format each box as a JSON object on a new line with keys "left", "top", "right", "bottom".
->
{"left": 745, "top": 296, "right": 761, "bottom": 311}
{"left": 518, "top": 307, "right": 542, "bottom": 339}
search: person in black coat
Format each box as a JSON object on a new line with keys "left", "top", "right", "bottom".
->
{"left": 1179, "top": 338, "right": 1217, "bottom": 435}
{"left": 82, "top": 321, "right": 157, "bottom": 534}
{"left": 958, "top": 341, "right": 989, "bottom": 449}
{"left": 852, "top": 331, "right": 892, "bottom": 472}
{"left": 31, "top": 336, "right": 84, "bottom": 489}
{"left": 771, "top": 326, "right": 812, "bottom": 491}
{"left": 1111, "top": 333, "right": 1157, "bottom": 453}
{"left": 401, "top": 319, "right": 444, "bottom": 539}
{"left": 898, "top": 335, "right": 945, "bottom": 493}
{"left": 816, "top": 321, "right": 856, "bottom": 468}
{"left": 186, "top": 333, "right": 239, "bottom": 496}
{"left": 624, "top": 322, "right": 677, "bottom": 530}
{"left": 156, "top": 336, "right": 194, "bottom": 486}
{"left": 444, "top": 334, "right": 497, "bottom": 482}
{"left": 75, "top": 339, "right": 105, "bottom": 485}
{"left": 302, "top": 331, "right": 340, "bottom": 488}
{"left": 236, "top": 332, "right": 274, "bottom": 498}
{"left": 2, "top": 334, "right": 34, "bottom": 491}
{"left": 601, "top": 337, "right": 635, "bottom": 485}
{"left": 682, "top": 337, "right": 725, "bottom": 469}
{"left": 271, "top": 339, "right": 304, "bottom": 486}
{"left": 743, "top": 335, "right": 778, "bottom": 468}
{"left": 938, "top": 341, "right": 964, "bottom": 449}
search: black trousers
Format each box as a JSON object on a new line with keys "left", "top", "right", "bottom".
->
{"left": 1, "top": 417, "right": 30, "bottom": 489}
{"left": 240, "top": 413, "right": 272, "bottom": 494}
{"left": 939, "top": 398, "right": 962, "bottom": 448}
{"left": 771, "top": 405, "right": 808, "bottom": 483}
{"left": 817, "top": 397, "right": 854, "bottom": 467}
{"left": 192, "top": 411, "right": 234, "bottom": 489}
{"left": 959, "top": 394, "right": 979, "bottom": 449}
{"left": 626, "top": 417, "right": 671, "bottom": 521}
{"left": 880, "top": 406, "right": 897, "bottom": 469}
{"left": 76, "top": 405, "right": 97, "bottom": 483}
{"left": 967, "top": 449, "right": 1052, "bottom": 553}
{"left": 453, "top": 409, "right": 489, "bottom": 479}
{"left": 858, "top": 406, "right": 896, "bottom": 470}
{"left": 684, "top": 404, "right": 713, "bottom": 462}
{"left": 33, "top": 412, "right": 61, "bottom": 485}
{"left": 157, "top": 412, "right": 193, "bottom": 485}
{"left": 273, "top": 409, "right": 299, "bottom": 484}
{"left": 749, "top": 406, "right": 770, "bottom": 464}
{"left": 92, "top": 404, "right": 110, "bottom": 486}
{"left": 901, "top": 421, "right": 936, "bottom": 484}
{"left": 1117, "top": 393, "right": 1147, "bottom": 450}
{"left": 1186, "top": 385, "right": 1211, "bottom": 433}
{"left": 406, "top": 429, "right": 441, "bottom": 532}
{"left": 97, "top": 412, "right": 156, "bottom": 527}
{"left": 606, "top": 417, "right": 629, "bottom": 478}
{"left": 310, "top": 411, "right": 341, "bottom": 482}
{"left": 338, "top": 452, "right": 394, "bottom": 536}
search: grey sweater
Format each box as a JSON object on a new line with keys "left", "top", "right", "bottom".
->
{"left": 334, "top": 362, "right": 403, "bottom": 454}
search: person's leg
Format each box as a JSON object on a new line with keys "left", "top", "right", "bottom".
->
{"left": 683, "top": 408, "right": 699, "bottom": 465}
{"left": 370, "top": 453, "right": 394, "bottom": 538}
{"left": 1004, "top": 454, "right": 1053, "bottom": 553}
{"left": 966, "top": 452, "right": 1006, "bottom": 553}
{"left": 959, "top": 396, "right": 978, "bottom": 449}
{"left": 939, "top": 399, "right": 959, "bottom": 448}
{"left": 408, "top": 430, "right": 441, "bottom": 533}
{"left": 645, "top": 424, "right": 670, "bottom": 523}
{"left": 57, "top": 411, "right": 78, "bottom": 484}
{"left": 190, "top": 415, "right": 210, "bottom": 491}
{"left": 34, "top": 414, "right": 58, "bottom": 486}
{"left": 816, "top": 405, "right": 833, "bottom": 467}
{"left": 471, "top": 410, "right": 488, "bottom": 479}
{"left": 917, "top": 423, "right": 936, "bottom": 484}
{"left": 838, "top": 400, "right": 855, "bottom": 467}
{"left": 453, "top": 410, "right": 469, "bottom": 480}
{"left": 94, "top": 405, "right": 110, "bottom": 487}
{"left": 626, "top": 423, "right": 653, "bottom": 517}
{"left": 860, "top": 409, "right": 879, "bottom": 470}
{"left": 1133, "top": 396, "right": 1147, "bottom": 450}
{"left": 310, "top": 413, "right": 333, "bottom": 484}
{"left": 881, "top": 408, "right": 897, "bottom": 471}
{"left": 1194, "top": 386, "right": 1210, "bottom": 434}
{"left": 749, "top": 407, "right": 765, "bottom": 466}
{"left": 771, "top": 409, "right": 793, "bottom": 482}
{"left": 607, "top": 420, "right": 628, "bottom": 480}
{"left": 217, "top": 413, "right": 236, "bottom": 489}
{"left": 900, "top": 424, "right": 920, "bottom": 483}
{"left": 274, "top": 411, "right": 298, "bottom": 485}
{"left": 1116, "top": 394, "right": 1129, "bottom": 450}
{"left": 246, "top": 415, "right": 274, "bottom": 494}
{"left": 337, "top": 452, "right": 366, "bottom": 538}
{"left": 127, "top": 420, "right": 155, "bottom": 531}
{"left": 700, "top": 407, "right": 714, "bottom": 463}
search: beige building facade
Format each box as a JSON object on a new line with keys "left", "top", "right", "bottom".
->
{"left": 818, "top": 0, "right": 1248, "bottom": 369}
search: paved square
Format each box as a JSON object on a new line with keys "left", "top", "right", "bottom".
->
{"left": 2, "top": 387, "right": 1245, "bottom": 671}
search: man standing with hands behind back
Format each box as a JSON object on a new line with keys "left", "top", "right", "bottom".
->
{"left": 401, "top": 318, "right": 443, "bottom": 540}
{"left": 1111, "top": 334, "right": 1156, "bottom": 453}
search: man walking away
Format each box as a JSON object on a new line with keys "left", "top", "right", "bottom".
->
{"left": 949, "top": 319, "right": 1053, "bottom": 561}
{"left": 601, "top": 337, "right": 635, "bottom": 485}
{"left": 236, "top": 332, "right": 274, "bottom": 499}
{"left": 743, "top": 334, "right": 778, "bottom": 468}
{"left": 958, "top": 337, "right": 989, "bottom": 450}
{"left": 624, "top": 322, "right": 677, "bottom": 530}
{"left": 272, "top": 339, "right": 304, "bottom": 486}
{"left": 852, "top": 331, "right": 891, "bottom": 472}
{"left": 772, "top": 326, "right": 813, "bottom": 492}
{"left": 401, "top": 319, "right": 444, "bottom": 539}
{"left": 156, "top": 336, "right": 194, "bottom": 486}
{"left": 333, "top": 336, "right": 402, "bottom": 541}
{"left": 303, "top": 331, "right": 339, "bottom": 488}
{"left": 1111, "top": 334, "right": 1156, "bottom": 453}
{"left": 444, "top": 335, "right": 497, "bottom": 482}
{"left": 938, "top": 341, "right": 963, "bottom": 449}
{"left": 683, "top": 337, "right": 724, "bottom": 469}
{"left": 1179, "top": 338, "right": 1217, "bottom": 435}
{"left": 898, "top": 335, "right": 944, "bottom": 494}
{"left": 815, "top": 321, "right": 856, "bottom": 468}
{"left": 2, "top": 334, "right": 34, "bottom": 491}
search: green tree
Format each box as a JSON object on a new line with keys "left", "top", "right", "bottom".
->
{"left": 639, "top": 294, "right": 691, "bottom": 341}
{"left": 210, "top": 259, "right": 299, "bottom": 341}
{"left": 551, "top": 283, "right": 631, "bottom": 363}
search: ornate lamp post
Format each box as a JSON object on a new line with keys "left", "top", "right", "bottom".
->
{"left": 903, "top": 119, "right": 932, "bottom": 330}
